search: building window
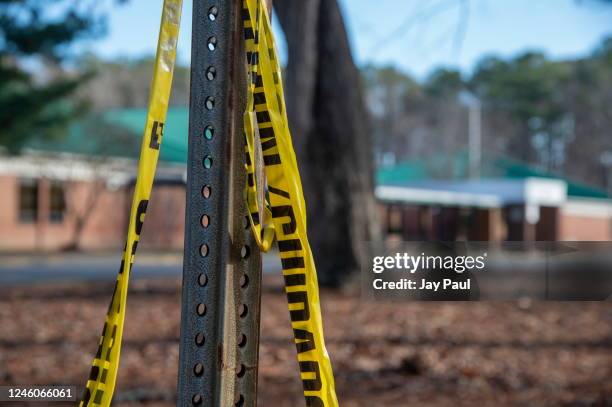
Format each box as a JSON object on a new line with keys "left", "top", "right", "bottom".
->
{"left": 18, "top": 179, "right": 38, "bottom": 223}
{"left": 50, "top": 182, "right": 66, "bottom": 223}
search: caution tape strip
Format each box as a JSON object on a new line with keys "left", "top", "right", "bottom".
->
{"left": 79, "top": 1, "right": 183, "bottom": 406}
{"left": 242, "top": 1, "right": 339, "bottom": 405}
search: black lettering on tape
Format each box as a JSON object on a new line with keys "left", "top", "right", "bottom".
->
{"left": 268, "top": 186, "right": 290, "bottom": 199}
{"left": 129, "top": 241, "right": 139, "bottom": 272}
{"left": 107, "top": 281, "right": 118, "bottom": 313}
{"left": 258, "top": 127, "right": 275, "bottom": 139}
{"left": 100, "top": 368, "right": 108, "bottom": 384}
{"left": 96, "top": 323, "right": 107, "bottom": 356}
{"left": 261, "top": 137, "right": 277, "bottom": 152}
{"left": 276, "top": 94, "right": 284, "bottom": 114}
{"left": 248, "top": 51, "right": 259, "bottom": 66}
{"left": 118, "top": 242, "right": 128, "bottom": 274}
{"left": 294, "top": 328, "right": 315, "bottom": 354}
{"left": 88, "top": 366, "right": 99, "bottom": 381}
{"left": 254, "top": 91, "right": 266, "bottom": 105}
{"left": 256, "top": 111, "right": 271, "bottom": 123}
{"left": 115, "top": 282, "right": 122, "bottom": 313}
{"left": 135, "top": 200, "right": 149, "bottom": 235}
{"left": 94, "top": 389, "right": 104, "bottom": 404}
{"left": 284, "top": 273, "right": 306, "bottom": 287}
{"left": 263, "top": 153, "right": 281, "bottom": 165}
{"left": 305, "top": 396, "right": 324, "bottom": 407}
{"left": 250, "top": 212, "right": 260, "bottom": 225}
{"left": 299, "top": 361, "right": 322, "bottom": 391}
{"left": 271, "top": 205, "right": 296, "bottom": 235}
{"left": 149, "top": 121, "right": 163, "bottom": 150}
{"left": 105, "top": 324, "right": 118, "bottom": 361}
{"left": 278, "top": 239, "right": 302, "bottom": 252}
{"left": 81, "top": 389, "right": 91, "bottom": 406}
{"left": 245, "top": 148, "right": 252, "bottom": 166}
{"left": 287, "top": 291, "right": 309, "bottom": 322}
{"left": 281, "top": 256, "right": 305, "bottom": 270}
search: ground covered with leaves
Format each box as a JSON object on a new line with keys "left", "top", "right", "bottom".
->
{"left": 0, "top": 276, "right": 610, "bottom": 406}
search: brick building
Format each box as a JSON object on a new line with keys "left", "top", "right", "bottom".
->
{"left": 377, "top": 158, "right": 612, "bottom": 241}
{"left": 0, "top": 154, "right": 186, "bottom": 252}
{"left": 0, "top": 108, "right": 188, "bottom": 253}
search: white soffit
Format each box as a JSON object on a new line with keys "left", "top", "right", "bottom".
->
{"left": 524, "top": 177, "right": 567, "bottom": 207}
{"left": 562, "top": 198, "right": 612, "bottom": 218}
{"left": 375, "top": 185, "right": 501, "bottom": 208}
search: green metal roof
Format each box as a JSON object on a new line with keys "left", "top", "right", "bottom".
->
{"left": 495, "top": 158, "right": 609, "bottom": 199}
{"left": 377, "top": 161, "right": 426, "bottom": 184}
{"left": 26, "top": 107, "right": 189, "bottom": 164}
{"left": 104, "top": 108, "right": 188, "bottom": 163}
{"left": 378, "top": 153, "right": 610, "bottom": 200}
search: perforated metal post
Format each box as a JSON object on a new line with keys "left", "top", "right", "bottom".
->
{"left": 177, "top": 1, "right": 261, "bottom": 406}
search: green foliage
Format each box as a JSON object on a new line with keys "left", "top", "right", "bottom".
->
{"left": 361, "top": 64, "right": 420, "bottom": 115}
{"left": 362, "top": 36, "right": 612, "bottom": 188}
{"left": 470, "top": 52, "right": 572, "bottom": 126}
{"left": 425, "top": 68, "right": 463, "bottom": 97}
{"left": 0, "top": 0, "right": 103, "bottom": 153}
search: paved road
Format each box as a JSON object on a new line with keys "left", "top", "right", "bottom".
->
{"left": 0, "top": 252, "right": 281, "bottom": 285}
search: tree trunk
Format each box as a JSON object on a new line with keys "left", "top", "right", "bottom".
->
{"left": 276, "top": 0, "right": 380, "bottom": 287}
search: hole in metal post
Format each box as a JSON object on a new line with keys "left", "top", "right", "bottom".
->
{"left": 204, "top": 126, "right": 214, "bottom": 140}
{"left": 192, "top": 394, "right": 202, "bottom": 405}
{"left": 238, "top": 334, "right": 247, "bottom": 348}
{"left": 202, "top": 185, "right": 211, "bottom": 199}
{"left": 206, "top": 67, "right": 216, "bottom": 81}
{"left": 240, "top": 245, "right": 250, "bottom": 259}
{"left": 205, "top": 97, "right": 215, "bottom": 110}
{"left": 239, "top": 274, "right": 249, "bottom": 288}
{"left": 238, "top": 304, "right": 248, "bottom": 318}
{"left": 200, "top": 244, "right": 209, "bottom": 257}
{"left": 207, "top": 36, "right": 217, "bottom": 51}
{"left": 203, "top": 156, "right": 213, "bottom": 169}
{"left": 198, "top": 273, "right": 208, "bottom": 287}
{"left": 193, "top": 363, "right": 204, "bottom": 376}
{"left": 208, "top": 6, "right": 218, "bottom": 21}
{"left": 235, "top": 394, "right": 245, "bottom": 407}
{"left": 236, "top": 364, "right": 246, "bottom": 378}
{"left": 195, "top": 333, "right": 205, "bottom": 346}
{"left": 196, "top": 303, "right": 207, "bottom": 316}
{"left": 201, "top": 214, "right": 210, "bottom": 228}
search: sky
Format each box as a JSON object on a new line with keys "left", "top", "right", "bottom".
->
{"left": 84, "top": 0, "right": 612, "bottom": 80}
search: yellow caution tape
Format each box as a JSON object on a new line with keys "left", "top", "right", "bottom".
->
{"left": 79, "top": 1, "right": 182, "bottom": 406}
{"left": 242, "top": 1, "right": 340, "bottom": 405}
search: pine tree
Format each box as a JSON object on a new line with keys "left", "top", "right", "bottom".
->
{"left": 0, "top": 0, "right": 101, "bottom": 152}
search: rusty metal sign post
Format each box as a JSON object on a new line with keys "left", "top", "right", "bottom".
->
{"left": 177, "top": 1, "right": 262, "bottom": 406}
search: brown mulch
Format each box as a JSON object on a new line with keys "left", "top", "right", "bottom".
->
{"left": 0, "top": 276, "right": 611, "bottom": 406}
